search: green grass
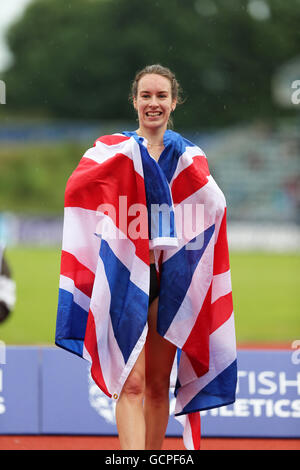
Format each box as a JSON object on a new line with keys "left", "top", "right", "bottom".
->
{"left": 230, "top": 252, "right": 300, "bottom": 344}
{"left": 0, "top": 247, "right": 299, "bottom": 345}
{"left": 0, "top": 246, "right": 61, "bottom": 344}
{"left": 0, "top": 142, "right": 88, "bottom": 214}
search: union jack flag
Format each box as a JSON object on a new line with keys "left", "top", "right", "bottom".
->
{"left": 55, "top": 130, "right": 237, "bottom": 450}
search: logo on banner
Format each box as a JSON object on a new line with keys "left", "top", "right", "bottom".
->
{"left": 87, "top": 368, "right": 177, "bottom": 424}
{"left": 87, "top": 369, "right": 116, "bottom": 424}
{"left": 291, "top": 340, "right": 300, "bottom": 365}
{"left": 200, "top": 349, "right": 300, "bottom": 437}
{"left": 201, "top": 369, "right": 300, "bottom": 419}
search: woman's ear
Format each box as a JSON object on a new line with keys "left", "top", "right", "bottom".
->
{"left": 133, "top": 97, "right": 138, "bottom": 111}
{"left": 171, "top": 99, "right": 177, "bottom": 112}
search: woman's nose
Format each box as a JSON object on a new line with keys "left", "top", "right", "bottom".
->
{"left": 149, "top": 96, "right": 159, "bottom": 107}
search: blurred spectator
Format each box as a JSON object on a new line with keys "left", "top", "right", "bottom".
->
{"left": 0, "top": 244, "right": 16, "bottom": 323}
{"left": 283, "top": 175, "right": 300, "bottom": 224}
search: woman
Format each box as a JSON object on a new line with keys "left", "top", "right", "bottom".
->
{"left": 55, "top": 64, "right": 237, "bottom": 451}
{"left": 115, "top": 65, "right": 180, "bottom": 450}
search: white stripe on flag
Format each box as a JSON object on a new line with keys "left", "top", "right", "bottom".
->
{"left": 95, "top": 212, "right": 149, "bottom": 295}
{"left": 62, "top": 207, "right": 100, "bottom": 274}
{"left": 89, "top": 256, "right": 125, "bottom": 394}
{"left": 89, "top": 254, "right": 148, "bottom": 398}
{"left": 211, "top": 270, "right": 232, "bottom": 304}
{"left": 175, "top": 312, "right": 236, "bottom": 414}
{"left": 162, "top": 177, "right": 225, "bottom": 263}
{"left": 164, "top": 235, "right": 214, "bottom": 348}
{"left": 170, "top": 146, "right": 207, "bottom": 186}
{"left": 84, "top": 137, "right": 144, "bottom": 178}
{"left": 175, "top": 414, "right": 194, "bottom": 450}
{"left": 59, "top": 274, "right": 91, "bottom": 312}
{"left": 63, "top": 207, "right": 149, "bottom": 295}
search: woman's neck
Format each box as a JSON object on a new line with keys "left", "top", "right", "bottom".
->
{"left": 135, "top": 127, "right": 166, "bottom": 146}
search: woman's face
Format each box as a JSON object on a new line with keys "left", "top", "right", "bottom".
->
{"left": 133, "top": 73, "right": 176, "bottom": 133}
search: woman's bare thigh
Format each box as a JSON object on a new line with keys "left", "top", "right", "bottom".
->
{"left": 145, "top": 297, "right": 177, "bottom": 387}
{"left": 121, "top": 297, "right": 176, "bottom": 396}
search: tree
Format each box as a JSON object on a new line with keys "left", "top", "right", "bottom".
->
{"left": 3, "top": 0, "right": 300, "bottom": 129}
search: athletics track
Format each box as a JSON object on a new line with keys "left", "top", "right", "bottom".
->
{"left": 1, "top": 343, "right": 299, "bottom": 451}
{"left": 0, "top": 435, "right": 299, "bottom": 450}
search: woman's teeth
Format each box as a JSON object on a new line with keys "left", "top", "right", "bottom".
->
{"left": 146, "top": 112, "right": 162, "bottom": 116}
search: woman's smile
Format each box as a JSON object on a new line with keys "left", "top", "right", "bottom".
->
{"left": 146, "top": 111, "right": 162, "bottom": 116}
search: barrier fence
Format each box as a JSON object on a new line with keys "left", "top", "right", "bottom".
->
{"left": 0, "top": 346, "right": 299, "bottom": 438}
{"left": 1, "top": 213, "right": 300, "bottom": 251}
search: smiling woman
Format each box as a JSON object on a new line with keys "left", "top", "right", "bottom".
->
{"left": 55, "top": 63, "right": 237, "bottom": 451}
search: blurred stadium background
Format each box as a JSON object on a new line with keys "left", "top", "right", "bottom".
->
{"left": 0, "top": 0, "right": 299, "bottom": 450}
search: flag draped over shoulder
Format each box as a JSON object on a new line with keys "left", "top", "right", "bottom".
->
{"left": 55, "top": 129, "right": 237, "bottom": 450}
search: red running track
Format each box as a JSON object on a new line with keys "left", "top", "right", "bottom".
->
{"left": 0, "top": 435, "right": 299, "bottom": 450}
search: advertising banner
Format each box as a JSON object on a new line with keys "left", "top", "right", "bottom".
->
{"left": 0, "top": 346, "right": 299, "bottom": 437}
{"left": 201, "top": 349, "right": 300, "bottom": 437}
{"left": 41, "top": 347, "right": 183, "bottom": 436}
{"left": 0, "top": 346, "right": 39, "bottom": 433}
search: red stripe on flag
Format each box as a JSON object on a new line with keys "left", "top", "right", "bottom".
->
{"left": 84, "top": 309, "right": 111, "bottom": 398}
{"left": 60, "top": 250, "right": 95, "bottom": 298}
{"left": 172, "top": 155, "right": 210, "bottom": 204}
{"left": 65, "top": 154, "right": 144, "bottom": 211}
{"left": 213, "top": 208, "right": 230, "bottom": 275}
{"left": 182, "top": 284, "right": 212, "bottom": 377}
{"left": 65, "top": 155, "right": 149, "bottom": 264}
{"left": 189, "top": 412, "right": 201, "bottom": 450}
{"left": 94, "top": 134, "right": 130, "bottom": 146}
{"left": 210, "top": 291, "right": 233, "bottom": 334}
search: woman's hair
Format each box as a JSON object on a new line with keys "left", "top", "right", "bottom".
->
{"left": 130, "top": 64, "right": 184, "bottom": 128}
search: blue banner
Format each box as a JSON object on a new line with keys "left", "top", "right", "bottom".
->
{"left": 0, "top": 346, "right": 299, "bottom": 437}
{"left": 41, "top": 347, "right": 182, "bottom": 436}
{"left": 0, "top": 347, "right": 40, "bottom": 433}
{"left": 202, "top": 349, "right": 300, "bottom": 437}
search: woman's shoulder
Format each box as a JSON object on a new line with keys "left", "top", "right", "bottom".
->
{"left": 93, "top": 133, "right": 132, "bottom": 147}
{"left": 165, "top": 129, "right": 206, "bottom": 156}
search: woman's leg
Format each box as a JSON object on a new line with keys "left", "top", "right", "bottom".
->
{"left": 144, "top": 297, "right": 177, "bottom": 450}
{"left": 115, "top": 346, "right": 146, "bottom": 450}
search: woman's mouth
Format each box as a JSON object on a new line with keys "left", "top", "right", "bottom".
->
{"left": 146, "top": 111, "right": 162, "bottom": 117}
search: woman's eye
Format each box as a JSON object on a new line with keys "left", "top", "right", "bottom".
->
{"left": 141, "top": 94, "right": 167, "bottom": 99}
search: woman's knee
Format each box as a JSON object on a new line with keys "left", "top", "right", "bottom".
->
{"left": 121, "top": 369, "right": 145, "bottom": 400}
{"left": 145, "top": 376, "right": 170, "bottom": 403}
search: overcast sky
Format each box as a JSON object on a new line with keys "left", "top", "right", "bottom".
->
{"left": 0, "top": 0, "right": 33, "bottom": 72}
